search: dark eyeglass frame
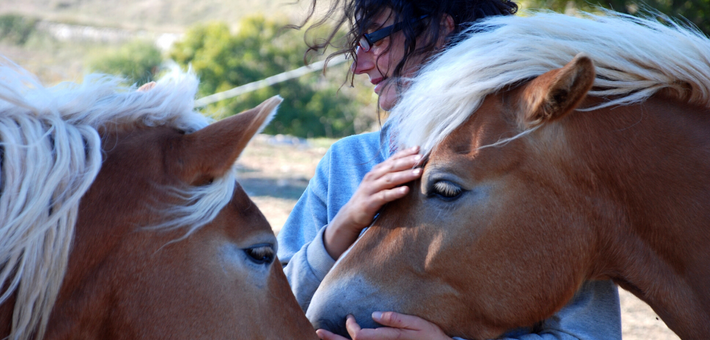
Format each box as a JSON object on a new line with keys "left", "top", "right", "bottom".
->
{"left": 358, "top": 15, "right": 429, "bottom": 52}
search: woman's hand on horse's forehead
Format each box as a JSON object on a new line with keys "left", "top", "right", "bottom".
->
{"left": 324, "top": 146, "right": 422, "bottom": 260}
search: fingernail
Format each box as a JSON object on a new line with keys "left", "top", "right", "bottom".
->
{"left": 372, "top": 311, "right": 382, "bottom": 320}
{"left": 414, "top": 154, "right": 423, "bottom": 161}
{"left": 412, "top": 168, "right": 421, "bottom": 175}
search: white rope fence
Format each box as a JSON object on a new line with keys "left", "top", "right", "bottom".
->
{"left": 194, "top": 54, "right": 348, "bottom": 107}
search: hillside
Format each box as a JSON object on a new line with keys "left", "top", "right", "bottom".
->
{"left": 0, "top": 0, "right": 313, "bottom": 33}
{"left": 0, "top": 0, "right": 339, "bottom": 86}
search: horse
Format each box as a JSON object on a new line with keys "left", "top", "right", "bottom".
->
{"left": 0, "top": 59, "right": 318, "bottom": 340}
{"left": 305, "top": 11, "right": 710, "bottom": 339}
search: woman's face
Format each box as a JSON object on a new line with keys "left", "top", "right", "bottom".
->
{"left": 352, "top": 8, "right": 429, "bottom": 111}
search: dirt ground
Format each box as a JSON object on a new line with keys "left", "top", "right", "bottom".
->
{"left": 237, "top": 134, "right": 680, "bottom": 340}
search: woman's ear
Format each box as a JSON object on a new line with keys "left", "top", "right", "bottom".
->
{"left": 437, "top": 14, "right": 455, "bottom": 48}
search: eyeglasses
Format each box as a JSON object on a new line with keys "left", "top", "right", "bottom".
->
{"left": 358, "top": 15, "right": 429, "bottom": 52}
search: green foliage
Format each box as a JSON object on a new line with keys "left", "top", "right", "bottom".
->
{"left": 0, "top": 14, "right": 39, "bottom": 45}
{"left": 87, "top": 40, "right": 163, "bottom": 85}
{"left": 523, "top": 0, "right": 710, "bottom": 36}
{"left": 169, "top": 16, "right": 368, "bottom": 138}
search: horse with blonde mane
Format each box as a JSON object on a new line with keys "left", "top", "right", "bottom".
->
{"left": 306, "top": 11, "right": 710, "bottom": 339}
{"left": 0, "top": 59, "right": 317, "bottom": 339}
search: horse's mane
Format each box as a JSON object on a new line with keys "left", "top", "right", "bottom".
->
{"left": 389, "top": 11, "right": 710, "bottom": 155}
{"left": 0, "top": 58, "right": 234, "bottom": 340}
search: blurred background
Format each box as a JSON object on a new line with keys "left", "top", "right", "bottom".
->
{"left": 1, "top": 0, "right": 708, "bottom": 140}
{"left": 0, "top": 0, "right": 380, "bottom": 139}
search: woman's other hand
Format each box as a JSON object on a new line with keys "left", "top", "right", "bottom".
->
{"left": 316, "top": 312, "right": 452, "bottom": 340}
{"left": 324, "top": 146, "right": 423, "bottom": 259}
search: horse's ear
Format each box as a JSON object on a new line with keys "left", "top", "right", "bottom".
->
{"left": 521, "top": 53, "right": 595, "bottom": 128}
{"left": 180, "top": 95, "right": 282, "bottom": 184}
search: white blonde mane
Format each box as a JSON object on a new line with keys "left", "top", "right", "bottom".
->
{"left": 0, "top": 58, "right": 235, "bottom": 340}
{"left": 389, "top": 11, "right": 710, "bottom": 155}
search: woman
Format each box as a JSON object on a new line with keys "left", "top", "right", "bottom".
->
{"left": 278, "top": 1, "right": 622, "bottom": 339}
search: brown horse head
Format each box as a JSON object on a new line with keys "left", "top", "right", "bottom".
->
{"left": 0, "top": 65, "right": 317, "bottom": 339}
{"left": 307, "top": 12, "right": 710, "bottom": 339}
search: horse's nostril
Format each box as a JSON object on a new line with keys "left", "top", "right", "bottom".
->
{"left": 312, "top": 318, "right": 350, "bottom": 338}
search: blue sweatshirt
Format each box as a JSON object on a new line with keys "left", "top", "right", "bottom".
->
{"left": 277, "top": 131, "right": 622, "bottom": 340}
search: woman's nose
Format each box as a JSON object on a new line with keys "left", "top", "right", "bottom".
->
{"left": 352, "top": 46, "right": 374, "bottom": 74}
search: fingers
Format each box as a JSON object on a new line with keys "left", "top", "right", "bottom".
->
{"left": 362, "top": 146, "right": 423, "bottom": 198}
{"left": 330, "top": 313, "right": 451, "bottom": 340}
{"left": 316, "top": 313, "right": 451, "bottom": 340}
{"left": 137, "top": 82, "right": 156, "bottom": 92}
{"left": 345, "top": 314, "right": 363, "bottom": 334}
{"left": 349, "top": 326, "right": 408, "bottom": 340}
{"left": 369, "top": 166, "right": 421, "bottom": 193}
{"left": 371, "top": 186, "right": 410, "bottom": 208}
{"left": 345, "top": 315, "right": 398, "bottom": 340}
{"left": 372, "top": 311, "right": 426, "bottom": 330}
{"left": 316, "top": 315, "right": 376, "bottom": 340}
{"left": 345, "top": 172, "right": 419, "bottom": 228}
{"left": 368, "top": 146, "right": 423, "bottom": 182}
{"left": 370, "top": 312, "right": 451, "bottom": 340}
{"left": 322, "top": 146, "right": 424, "bottom": 259}
{"left": 316, "top": 329, "right": 349, "bottom": 340}
{"left": 344, "top": 146, "right": 423, "bottom": 225}
{"left": 359, "top": 166, "right": 420, "bottom": 213}
{"left": 390, "top": 145, "right": 422, "bottom": 161}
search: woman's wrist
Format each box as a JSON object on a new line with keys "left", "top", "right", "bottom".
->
{"left": 323, "top": 207, "right": 365, "bottom": 260}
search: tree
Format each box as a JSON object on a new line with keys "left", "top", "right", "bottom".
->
{"left": 88, "top": 40, "right": 163, "bottom": 85}
{"left": 0, "top": 14, "right": 38, "bottom": 45}
{"left": 169, "top": 16, "right": 372, "bottom": 138}
{"left": 524, "top": 0, "right": 710, "bottom": 36}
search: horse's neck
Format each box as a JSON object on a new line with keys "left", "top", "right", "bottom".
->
{"left": 569, "top": 96, "right": 710, "bottom": 336}
{"left": 572, "top": 95, "right": 710, "bottom": 249}
{"left": 569, "top": 95, "right": 710, "bottom": 211}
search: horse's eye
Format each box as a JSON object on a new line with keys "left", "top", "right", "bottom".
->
{"left": 244, "top": 244, "right": 275, "bottom": 265}
{"left": 429, "top": 180, "right": 463, "bottom": 200}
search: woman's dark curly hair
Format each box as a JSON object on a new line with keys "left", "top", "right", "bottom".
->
{"left": 296, "top": 0, "right": 518, "bottom": 82}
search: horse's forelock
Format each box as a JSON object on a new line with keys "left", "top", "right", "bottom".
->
{"left": 390, "top": 11, "right": 710, "bottom": 156}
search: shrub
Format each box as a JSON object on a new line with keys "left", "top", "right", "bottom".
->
{"left": 0, "top": 14, "right": 38, "bottom": 45}
{"left": 88, "top": 40, "right": 163, "bottom": 85}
